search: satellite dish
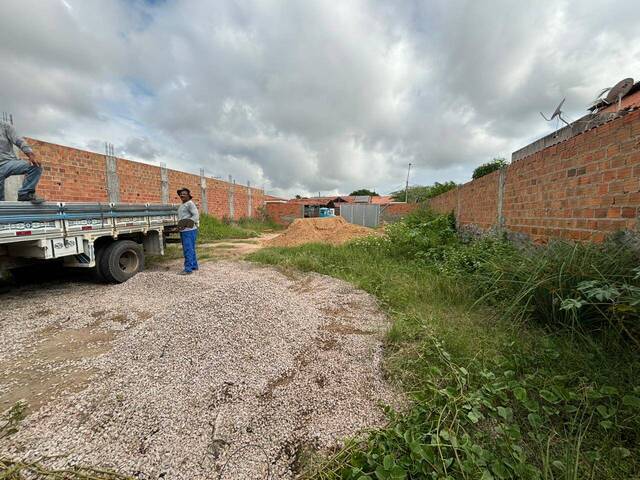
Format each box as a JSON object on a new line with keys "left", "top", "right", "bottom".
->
{"left": 540, "top": 98, "right": 570, "bottom": 126}
{"left": 604, "top": 77, "right": 634, "bottom": 104}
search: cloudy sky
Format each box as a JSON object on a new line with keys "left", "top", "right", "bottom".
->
{"left": 2, "top": 0, "right": 639, "bottom": 197}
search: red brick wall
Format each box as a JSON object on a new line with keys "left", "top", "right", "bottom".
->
{"left": 25, "top": 138, "right": 264, "bottom": 217}
{"left": 427, "top": 108, "right": 640, "bottom": 242}
{"left": 458, "top": 170, "right": 500, "bottom": 230}
{"left": 265, "top": 202, "right": 303, "bottom": 225}
{"left": 118, "top": 158, "right": 162, "bottom": 204}
{"left": 379, "top": 202, "right": 419, "bottom": 222}
{"left": 29, "top": 139, "right": 109, "bottom": 202}
{"left": 429, "top": 187, "right": 458, "bottom": 216}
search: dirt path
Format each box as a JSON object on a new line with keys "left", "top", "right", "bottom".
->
{"left": 0, "top": 260, "right": 398, "bottom": 479}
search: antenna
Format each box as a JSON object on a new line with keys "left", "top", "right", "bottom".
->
{"left": 589, "top": 78, "right": 634, "bottom": 112}
{"left": 604, "top": 77, "right": 634, "bottom": 110}
{"left": 540, "top": 98, "right": 570, "bottom": 127}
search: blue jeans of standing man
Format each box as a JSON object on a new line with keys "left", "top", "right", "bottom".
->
{"left": 180, "top": 228, "right": 199, "bottom": 272}
{"left": 0, "top": 159, "right": 42, "bottom": 201}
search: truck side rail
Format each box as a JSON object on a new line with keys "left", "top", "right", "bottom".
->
{"left": 0, "top": 202, "right": 178, "bottom": 243}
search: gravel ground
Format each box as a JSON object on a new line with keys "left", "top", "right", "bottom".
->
{"left": 0, "top": 261, "right": 399, "bottom": 479}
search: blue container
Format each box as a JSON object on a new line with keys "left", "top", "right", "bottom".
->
{"left": 319, "top": 207, "right": 329, "bottom": 217}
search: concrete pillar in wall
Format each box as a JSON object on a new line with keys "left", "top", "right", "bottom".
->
{"left": 200, "top": 168, "right": 208, "bottom": 214}
{"left": 4, "top": 175, "right": 23, "bottom": 201}
{"left": 228, "top": 174, "right": 235, "bottom": 220}
{"left": 105, "top": 143, "right": 120, "bottom": 203}
{"left": 456, "top": 188, "right": 461, "bottom": 229}
{"left": 160, "top": 162, "right": 169, "bottom": 204}
{"left": 247, "top": 180, "right": 252, "bottom": 218}
{"left": 497, "top": 167, "right": 507, "bottom": 231}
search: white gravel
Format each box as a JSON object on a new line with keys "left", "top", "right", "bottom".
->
{"left": 0, "top": 261, "right": 399, "bottom": 479}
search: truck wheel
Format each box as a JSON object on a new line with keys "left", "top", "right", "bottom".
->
{"left": 100, "top": 240, "right": 144, "bottom": 283}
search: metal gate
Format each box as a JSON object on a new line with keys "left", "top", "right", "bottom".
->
{"left": 340, "top": 204, "right": 380, "bottom": 227}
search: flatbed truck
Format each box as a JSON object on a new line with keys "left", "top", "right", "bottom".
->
{"left": 0, "top": 202, "right": 178, "bottom": 283}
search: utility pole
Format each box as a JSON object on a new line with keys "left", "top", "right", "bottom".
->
{"left": 404, "top": 163, "right": 412, "bottom": 203}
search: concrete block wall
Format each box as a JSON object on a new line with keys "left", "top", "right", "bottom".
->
{"left": 428, "top": 108, "right": 640, "bottom": 242}
{"left": 14, "top": 138, "right": 265, "bottom": 217}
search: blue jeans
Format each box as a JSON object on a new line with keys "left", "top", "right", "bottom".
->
{"left": 180, "top": 229, "right": 198, "bottom": 272}
{"left": 0, "top": 159, "right": 42, "bottom": 201}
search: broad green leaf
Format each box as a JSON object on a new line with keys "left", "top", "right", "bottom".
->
{"left": 467, "top": 409, "right": 483, "bottom": 424}
{"left": 600, "top": 386, "right": 619, "bottom": 396}
{"left": 383, "top": 454, "right": 394, "bottom": 470}
{"left": 612, "top": 447, "right": 631, "bottom": 458}
{"left": 539, "top": 390, "right": 559, "bottom": 404}
{"left": 527, "top": 413, "right": 542, "bottom": 429}
{"left": 497, "top": 406, "right": 513, "bottom": 421}
{"left": 622, "top": 395, "right": 640, "bottom": 409}
{"left": 513, "top": 387, "right": 527, "bottom": 402}
{"left": 599, "top": 420, "right": 613, "bottom": 429}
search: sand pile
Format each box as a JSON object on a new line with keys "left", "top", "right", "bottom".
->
{"left": 265, "top": 216, "right": 377, "bottom": 247}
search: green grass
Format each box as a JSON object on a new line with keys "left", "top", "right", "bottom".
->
{"left": 197, "top": 214, "right": 258, "bottom": 242}
{"left": 249, "top": 241, "right": 640, "bottom": 479}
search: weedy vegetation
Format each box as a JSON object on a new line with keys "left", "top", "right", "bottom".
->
{"left": 250, "top": 207, "right": 640, "bottom": 480}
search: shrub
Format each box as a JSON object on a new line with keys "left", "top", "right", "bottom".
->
{"left": 472, "top": 157, "right": 507, "bottom": 180}
{"left": 383, "top": 208, "right": 457, "bottom": 261}
{"left": 390, "top": 182, "right": 457, "bottom": 202}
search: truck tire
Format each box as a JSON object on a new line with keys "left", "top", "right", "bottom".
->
{"left": 100, "top": 240, "right": 144, "bottom": 283}
{"left": 92, "top": 244, "right": 108, "bottom": 282}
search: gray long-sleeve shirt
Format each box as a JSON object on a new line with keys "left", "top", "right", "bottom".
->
{"left": 0, "top": 122, "right": 33, "bottom": 165}
{"left": 177, "top": 200, "right": 199, "bottom": 230}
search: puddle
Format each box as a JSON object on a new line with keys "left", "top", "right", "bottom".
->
{"left": 0, "top": 327, "right": 115, "bottom": 413}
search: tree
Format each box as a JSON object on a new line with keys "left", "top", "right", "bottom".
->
{"left": 390, "top": 181, "right": 457, "bottom": 203}
{"left": 349, "top": 189, "right": 379, "bottom": 196}
{"left": 472, "top": 157, "right": 507, "bottom": 180}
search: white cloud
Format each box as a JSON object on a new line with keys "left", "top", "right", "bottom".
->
{"left": 2, "top": 0, "right": 640, "bottom": 197}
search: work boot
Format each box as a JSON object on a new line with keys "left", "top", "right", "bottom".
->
{"left": 17, "top": 193, "right": 44, "bottom": 204}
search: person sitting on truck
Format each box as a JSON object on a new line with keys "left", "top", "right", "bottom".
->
{"left": 177, "top": 187, "right": 199, "bottom": 275}
{"left": 0, "top": 121, "right": 43, "bottom": 204}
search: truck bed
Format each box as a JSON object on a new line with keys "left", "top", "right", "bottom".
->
{"left": 0, "top": 202, "right": 178, "bottom": 243}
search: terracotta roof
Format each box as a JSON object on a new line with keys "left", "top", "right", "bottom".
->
{"left": 287, "top": 196, "right": 352, "bottom": 205}
{"left": 371, "top": 195, "right": 394, "bottom": 204}
{"left": 284, "top": 194, "right": 398, "bottom": 205}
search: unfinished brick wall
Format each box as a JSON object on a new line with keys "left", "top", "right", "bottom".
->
{"left": 458, "top": 170, "right": 500, "bottom": 230}
{"left": 379, "top": 203, "right": 419, "bottom": 223}
{"left": 118, "top": 158, "right": 162, "bottom": 204}
{"left": 429, "top": 188, "right": 458, "bottom": 216}
{"left": 265, "top": 202, "right": 303, "bottom": 225}
{"left": 29, "top": 139, "right": 109, "bottom": 202}
{"left": 427, "top": 108, "right": 640, "bottom": 242}
{"left": 23, "top": 139, "right": 265, "bottom": 218}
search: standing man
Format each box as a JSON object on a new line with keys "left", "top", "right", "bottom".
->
{"left": 0, "top": 121, "right": 43, "bottom": 203}
{"left": 177, "top": 188, "right": 199, "bottom": 275}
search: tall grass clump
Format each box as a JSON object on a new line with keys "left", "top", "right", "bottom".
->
{"left": 470, "top": 237, "right": 640, "bottom": 345}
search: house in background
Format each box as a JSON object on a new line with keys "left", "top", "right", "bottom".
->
{"left": 285, "top": 194, "right": 396, "bottom": 217}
